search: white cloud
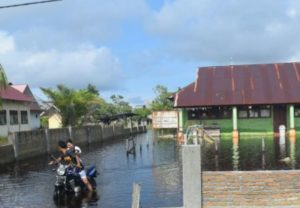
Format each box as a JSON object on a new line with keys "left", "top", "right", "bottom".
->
{"left": 145, "top": 0, "right": 300, "bottom": 64}
{"left": 1, "top": 32, "right": 123, "bottom": 90}
{"left": 0, "top": 31, "right": 15, "bottom": 54}
{"left": 0, "top": 0, "right": 149, "bottom": 50}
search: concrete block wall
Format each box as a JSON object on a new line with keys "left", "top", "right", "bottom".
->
{"left": 48, "top": 128, "right": 70, "bottom": 152}
{"left": 0, "top": 144, "right": 15, "bottom": 164}
{"left": 138, "top": 126, "right": 145, "bottom": 133}
{"left": 2, "top": 124, "right": 146, "bottom": 163}
{"left": 114, "top": 124, "right": 125, "bottom": 137}
{"left": 87, "top": 126, "right": 103, "bottom": 143}
{"left": 123, "top": 128, "right": 131, "bottom": 136}
{"left": 203, "top": 170, "right": 300, "bottom": 207}
{"left": 102, "top": 126, "right": 114, "bottom": 140}
{"left": 72, "top": 127, "right": 89, "bottom": 145}
{"left": 14, "top": 129, "right": 47, "bottom": 160}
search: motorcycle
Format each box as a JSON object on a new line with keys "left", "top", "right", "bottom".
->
{"left": 53, "top": 163, "right": 97, "bottom": 198}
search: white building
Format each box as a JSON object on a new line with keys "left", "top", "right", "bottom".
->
{"left": 0, "top": 85, "right": 41, "bottom": 137}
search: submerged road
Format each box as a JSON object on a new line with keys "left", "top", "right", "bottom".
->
{"left": 0, "top": 131, "right": 182, "bottom": 208}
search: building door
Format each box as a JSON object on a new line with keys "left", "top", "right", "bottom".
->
{"left": 273, "top": 105, "right": 287, "bottom": 133}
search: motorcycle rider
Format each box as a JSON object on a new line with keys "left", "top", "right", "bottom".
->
{"left": 66, "top": 139, "right": 93, "bottom": 192}
{"left": 49, "top": 140, "right": 93, "bottom": 192}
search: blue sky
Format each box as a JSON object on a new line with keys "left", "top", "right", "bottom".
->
{"left": 0, "top": 0, "right": 300, "bottom": 106}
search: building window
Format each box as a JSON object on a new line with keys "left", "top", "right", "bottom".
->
{"left": 10, "top": 110, "right": 18, "bottom": 125}
{"left": 295, "top": 105, "right": 300, "bottom": 117}
{"left": 0, "top": 110, "right": 7, "bottom": 125}
{"left": 187, "top": 107, "right": 232, "bottom": 120}
{"left": 260, "top": 109, "right": 271, "bottom": 118}
{"left": 238, "top": 105, "right": 271, "bottom": 119}
{"left": 21, "top": 111, "right": 28, "bottom": 124}
{"left": 238, "top": 110, "right": 248, "bottom": 118}
{"left": 249, "top": 108, "right": 259, "bottom": 118}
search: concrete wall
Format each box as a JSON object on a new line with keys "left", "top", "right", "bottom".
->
{"left": 203, "top": 170, "right": 300, "bottom": 207}
{"left": 72, "top": 127, "right": 89, "bottom": 145}
{"left": 102, "top": 126, "right": 114, "bottom": 140}
{"left": 3, "top": 124, "right": 146, "bottom": 162}
{"left": 114, "top": 124, "right": 125, "bottom": 137}
{"left": 0, "top": 144, "right": 15, "bottom": 164}
{"left": 48, "top": 128, "right": 70, "bottom": 152}
{"left": 11, "top": 129, "right": 47, "bottom": 160}
{"left": 87, "top": 126, "right": 103, "bottom": 143}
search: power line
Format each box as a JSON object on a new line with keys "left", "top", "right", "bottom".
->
{"left": 0, "top": 0, "right": 63, "bottom": 9}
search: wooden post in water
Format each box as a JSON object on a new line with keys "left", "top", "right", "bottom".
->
{"left": 131, "top": 183, "right": 141, "bottom": 208}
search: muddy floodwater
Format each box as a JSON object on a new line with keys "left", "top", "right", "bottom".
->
{"left": 0, "top": 131, "right": 299, "bottom": 207}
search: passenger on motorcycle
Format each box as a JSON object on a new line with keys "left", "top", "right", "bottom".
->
{"left": 66, "top": 139, "right": 93, "bottom": 192}
{"left": 49, "top": 140, "right": 93, "bottom": 192}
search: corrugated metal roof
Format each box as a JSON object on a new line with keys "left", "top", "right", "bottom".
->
{"left": 0, "top": 85, "right": 34, "bottom": 102}
{"left": 175, "top": 62, "right": 300, "bottom": 107}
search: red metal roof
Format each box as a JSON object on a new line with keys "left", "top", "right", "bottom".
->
{"left": 175, "top": 62, "right": 300, "bottom": 107}
{"left": 0, "top": 85, "right": 34, "bottom": 102}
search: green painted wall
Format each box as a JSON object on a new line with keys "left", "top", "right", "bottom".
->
{"left": 295, "top": 117, "right": 300, "bottom": 131}
{"left": 238, "top": 118, "right": 273, "bottom": 132}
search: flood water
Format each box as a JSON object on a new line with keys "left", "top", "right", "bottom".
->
{"left": 0, "top": 131, "right": 182, "bottom": 208}
{"left": 0, "top": 131, "right": 299, "bottom": 207}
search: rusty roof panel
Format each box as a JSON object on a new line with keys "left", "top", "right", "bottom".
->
{"left": 175, "top": 62, "right": 300, "bottom": 107}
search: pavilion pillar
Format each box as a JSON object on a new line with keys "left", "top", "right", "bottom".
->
{"left": 232, "top": 106, "right": 239, "bottom": 140}
{"left": 289, "top": 105, "right": 296, "bottom": 138}
{"left": 178, "top": 109, "right": 185, "bottom": 144}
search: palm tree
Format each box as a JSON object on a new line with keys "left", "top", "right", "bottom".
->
{"left": 0, "top": 64, "right": 8, "bottom": 90}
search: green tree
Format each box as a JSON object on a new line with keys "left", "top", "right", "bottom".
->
{"left": 133, "top": 106, "right": 151, "bottom": 120}
{"left": 150, "top": 85, "right": 174, "bottom": 111}
{"left": 41, "top": 85, "right": 100, "bottom": 126}
{"left": 87, "top": 83, "right": 99, "bottom": 96}
{"left": 110, "top": 95, "right": 132, "bottom": 114}
{"left": 0, "top": 64, "right": 8, "bottom": 90}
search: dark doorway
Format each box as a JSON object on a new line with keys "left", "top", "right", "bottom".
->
{"left": 273, "top": 105, "right": 287, "bottom": 133}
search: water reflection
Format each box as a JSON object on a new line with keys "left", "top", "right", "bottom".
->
{"left": 289, "top": 137, "right": 296, "bottom": 169}
{"left": 232, "top": 138, "right": 239, "bottom": 171}
{"left": 279, "top": 135, "right": 287, "bottom": 159}
{"left": 53, "top": 192, "right": 99, "bottom": 208}
{"left": 261, "top": 138, "right": 266, "bottom": 170}
{"left": 214, "top": 138, "right": 220, "bottom": 171}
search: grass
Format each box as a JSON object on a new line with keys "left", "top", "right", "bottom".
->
{"left": 0, "top": 136, "right": 8, "bottom": 145}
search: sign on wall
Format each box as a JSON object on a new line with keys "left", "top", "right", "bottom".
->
{"left": 152, "top": 111, "right": 178, "bottom": 129}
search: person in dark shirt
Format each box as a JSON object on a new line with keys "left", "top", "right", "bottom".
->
{"left": 49, "top": 140, "right": 93, "bottom": 192}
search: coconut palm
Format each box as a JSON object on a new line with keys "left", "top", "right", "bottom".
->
{"left": 0, "top": 64, "right": 8, "bottom": 90}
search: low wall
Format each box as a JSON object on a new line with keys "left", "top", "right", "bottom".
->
{"left": 0, "top": 144, "right": 15, "bottom": 164}
{"left": 203, "top": 170, "right": 300, "bottom": 207}
{"left": 48, "top": 128, "right": 69, "bottom": 152}
{"left": 72, "top": 127, "right": 89, "bottom": 145}
{"left": 12, "top": 129, "right": 47, "bottom": 160}
{"left": 5, "top": 124, "right": 146, "bottom": 162}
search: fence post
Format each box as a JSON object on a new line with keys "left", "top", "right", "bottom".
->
{"left": 112, "top": 123, "right": 115, "bottom": 137}
{"left": 45, "top": 128, "right": 50, "bottom": 153}
{"left": 68, "top": 126, "right": 73, "bottom": 139}
{"left": 182, "top": 144, "right": 202, "bottom": 208}
{"left": 131, "top": 183, "right": 141, "bottom": 208}
{"left": 8, "top": 132, "right": 18, "bottom": 160}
